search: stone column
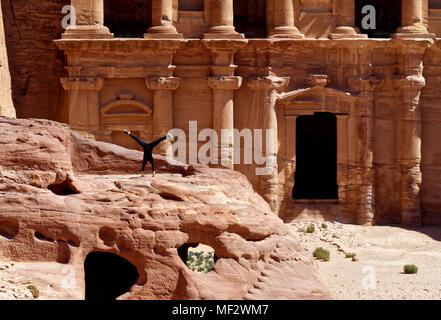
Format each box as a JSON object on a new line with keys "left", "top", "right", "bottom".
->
{"left": 204, "top": 0, "right": 244, "bottom": 39}
{"left": 269, "top": 0, "right": 304, "bottom": 38}
{"left": 145, "top": 0, "right": 183, "bottom": 38}
{"left": 348, "top": 76, "right": 383, "bottom": 226}
{"left": 146, "top": 77, "right": 180, "bottom": 155}
{"left": 62, "top": 0, "right": 113, "bottom": 39}
{"left": 395, "top": 0, "right": 435, "bottom": 37}
{"left": 330, "top": 0, "right": 367, "bottom": 39}
{"left": 393, "top": 75, "right": 425, "bottom": 226}
{"left": 247, "top": 76, "right": 290, "bottom": 212}
{"left": 60, "top": 78, "right": 105, "bottom": 137}
{"left": 208, "top": 76, "right": 242, "bottom": 169}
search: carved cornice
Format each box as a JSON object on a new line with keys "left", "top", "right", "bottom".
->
{"left": 146, "top": 77, "right": 180, "bottom": 91}
{"left": 247, "top": 76, "right": 290, "bottom": 92}
{"left": 306, "top": 74, "right": 329, "bottom": 87}
{"left": 60, "top": 78, "right": 104, "bottom": 91}
{"left": 392, "top": 75, "right": 426, "bottom": 91}
{"left": 208, "top": 76, "right": 243, "bottom": 90}
{"left": 54, "top": 39, "right": 184, "bottom": 53}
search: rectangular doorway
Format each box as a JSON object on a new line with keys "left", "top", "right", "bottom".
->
{"left": 293, "top": 112, "right": 338, "bottom": 200}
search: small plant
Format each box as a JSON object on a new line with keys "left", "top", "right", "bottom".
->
{"left": 7, "top": 280, "right": 15, "bottom": 284}
{"left": 321, "top": 223, "right": 328, "bottom": 229}
{"left": 186, "top": 251, "right": 215, "bottom": 273}
{"left": 404, "top": 264, "right": 418, "bottom": 274}
{"left": 313, "top": 247, "right": 330, "bottom": 261}
{"left": 27, "top": 285, "right": 39, "bottom": 299}
{"left": 345, "top": 253, "right": 356, "bottom": 259}
{"left": 297, "top": 228, "right": 306, "bottom": 233}
{"left": 306, "top": 225, "right": 315, "bottom": 233}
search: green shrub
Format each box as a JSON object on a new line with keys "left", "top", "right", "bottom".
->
{"left": 186, "top": 251, "right": 215, "bottom": 273}
{"left": 306, "top": 225, "right": 315, "bottom": 233}
{"left": 404, "top": 264, "right": 418, "bottom": 274}
{"left": 345, "top": 253, "right": 356, "bottom": 259}
{"left": 27, "top": 285, "right": 39, "bottom": 299}
{"left": 313, "top": 247, "right": 330, "bottom": 261}
{"left": 321, "top": 223, "right": 328, "bottom": 229}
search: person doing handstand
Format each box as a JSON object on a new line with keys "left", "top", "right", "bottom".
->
{"left": 124, "top": 130, "right": 173, "bottom": 177}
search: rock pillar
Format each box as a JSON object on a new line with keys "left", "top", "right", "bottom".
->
{"left": 204, "top": 0, "right": 244, "bottom": 39}
{"left": 62, "top": 0, "right": 113, "bottom": 39}
{"left": 269, "top": 0, "right": 304, "bottom": 38}
{"left": 247, "top": 76, "right": 290, "bottom": 212}
{"left": 145, "top": 0, "right": 183, "bottom": 38}
{"left": 146, "top": 77, "right": 180, "bottom": 155}
{"left": 330, "top": 0, "right": 367, "bottom": 39}
{"left": 208, "top": 76, "right": 242, "bottom": 169}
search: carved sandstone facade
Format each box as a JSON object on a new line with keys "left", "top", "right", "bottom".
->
{"left": 11, "top": 0, "right": 435, "bottom": 226}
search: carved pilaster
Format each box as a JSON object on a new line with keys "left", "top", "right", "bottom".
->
{"left": 60, "top": 77, "right": 105, "bottom": 135}
{"left": 247, "top": 76, "right": 290, "bottom": 212}
{"left": 146, "top": 77, "right": 180, "bottom": 155}
{"left": 348, "top": 76, "right": 383, "bottom": 226}
{"left": 207, "top": 76, "right": 242, "bottom": 170}
{"left": 393, "top": 75, "right": 425, "bottom": 226}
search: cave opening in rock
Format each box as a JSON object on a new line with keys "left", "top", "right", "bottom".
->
{"left": 293, "top": 112, "right": 338, "bottom": 201}
{"left": 84, "top": 252, "right": 139, "bottom": 300}
{"left": 47, "top": 179, "right": 78, "bottom": 196}
{"left": 355, "top": 0, "right": 402, "bottom": 38}
{"left": 178, "top": 243, "right": 217, "bottom": 273}
{"left": 104, "top": 0, "right": 152, "bottom": 38}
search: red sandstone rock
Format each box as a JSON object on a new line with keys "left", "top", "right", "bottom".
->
{"left": 0, "top": 117, "right": 331, "bottom": 300}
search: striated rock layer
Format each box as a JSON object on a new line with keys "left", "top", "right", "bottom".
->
{"left": 0, "top": 117, "right": 331, "bottom": 300}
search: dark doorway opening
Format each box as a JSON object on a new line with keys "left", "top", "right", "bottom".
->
{"left": 234, "top": 0, "right": 267, "bottom": 38}
{"left": 84, "top": 252, "right": 139, "bottom": 300}
{"left": 104, "top": 0, "right": 152, "bottom": 38}
{"left": 355, "top": 0, "right": 402, "bottom": 38}
{"left": 179, "top": 0, "right": 204, "bottom": 11}
{"left": 293, "top": 112, "right": 338, "bottom": 200}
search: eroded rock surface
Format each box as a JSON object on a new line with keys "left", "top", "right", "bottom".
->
{"left": 0, "top": 117, "right": 331, "bottom": 300}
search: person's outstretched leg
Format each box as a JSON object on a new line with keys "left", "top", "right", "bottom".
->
{"left": 148, "top": 136, "right": 167, "bottom": 149}
{"left": 124, "top": 130, "right": 148, "bottom": 148}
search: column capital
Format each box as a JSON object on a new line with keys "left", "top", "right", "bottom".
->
{"left": 247, "top": 76, "right": 290, "bottom": 92}
{"left": 208, "top": 76, "right": 242, "bottom": 90}
{"left": 60, "top": 78, "right": 105, "bottom": 91}
{"left": 392, "top": 75, "right": 426, "bottom": 90}
{"left": 348, "top": 76, "right": 384, "bottom": 93}
{"left": 146, "top": 77, "right": 180, "bottom": 91}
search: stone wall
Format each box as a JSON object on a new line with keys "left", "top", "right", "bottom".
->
{"left": 0, "top": 3, "right": 14, "bottom": 117}
{"left": 1, "top": 0, "right": 69, "bottom": 121}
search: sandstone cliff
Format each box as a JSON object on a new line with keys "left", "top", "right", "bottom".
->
{"left": 0, "top": 4, "right": 14, "bottom": 117}
{"left": 0, "top": 117, "right": 331, "bottom": 300}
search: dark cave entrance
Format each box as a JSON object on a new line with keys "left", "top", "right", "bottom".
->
{"left": 293, "top": 112, "right": 338, "bottom": 200}
{"left": 355, "top": 0, "right": 402, "bottom": 38}
{"left": 234, "top": 0, "right": 267, "bottom": 38}
{"left": 104, "top": 0, "right": 152, "bottom": 38}
{"left": 84, "top": 252, "right": 139, "bottom": 300}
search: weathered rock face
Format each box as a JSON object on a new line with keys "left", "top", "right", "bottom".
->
{"left": 1, "top": 0, "right": 68, "bottom": 121}
{"left": 0, "top": 117, "right": 331, "bottom": 300}
{"left": 0, "top": 3, "right": 14, "bottom": 117}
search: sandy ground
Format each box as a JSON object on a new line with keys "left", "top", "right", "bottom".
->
{"left": 288, "top": 222, "right": 441, "bottom": 300}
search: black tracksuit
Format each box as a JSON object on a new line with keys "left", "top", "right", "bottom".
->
{"left": 127, "top": 133, "right": 166, "bottom": 172}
